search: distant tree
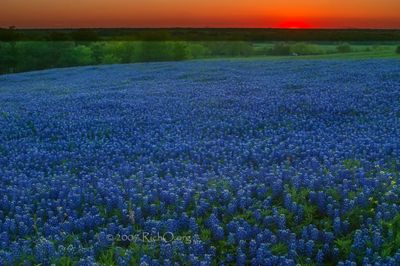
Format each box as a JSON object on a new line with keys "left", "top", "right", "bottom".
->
{"left": 202, "top": 42, "right": 225, "bottom": 56}
{"left": 14, "top": 42, "right": 60, "bottom": 71}
{"left": 136, "top": 41, "right": 172, "bottom": 62}
{"left": 118, "top": 42, "right": 140, "bottom": 63}
{"left": 47, "top": 32, "right": 70, "bottom": 41}
{"left": 101, "top": 42, "right": 140, "bottom": 64}
{"left": 71, "top": 30, "right": 99, "bottom": 42}
{"left": 336, "top": 43, "right": 352, "bottom": 53}
{"left": 101, "top": 54, "right": 119, "bottom": 64}
{"left": 186, "top": 43, "right": 209, "bottom": 59}
{"left": 0, "top": 42, "right": 17, "bottom": 73}
{"left": 204, "top": 41, "right": 253, "bottom": 57}
{"left": 396, "top": 46, "right": 400, "bottom": 54}
{"left": 59, "top": 45, "right": 93, "bottom": 66}
{"left": 270, "top": 43, "right": 291, "bottom": 55}
{"left": 290, "top": 43, "right": 324, "bottom": 55}
{"left": 89, "top": 42, "right": 105, "bottom": 64}
{"left": 0, "top": 26, "right": 19, "bottom": 42}
{"left": 229, "top": 42, "right": 253, "bottom": 56}
{"left": 169, "top": 42, "right": 189, "bottom": 60}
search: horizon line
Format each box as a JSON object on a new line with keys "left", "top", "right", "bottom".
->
{"left": 3, "top": 26, "right": 400, "bottom": 30}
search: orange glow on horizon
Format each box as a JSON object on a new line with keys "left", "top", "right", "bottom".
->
{"left": 1, "top": 0, "right": 399, "bottom": 29}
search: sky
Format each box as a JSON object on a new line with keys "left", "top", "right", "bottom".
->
{"left": 1, "top": 0, "right": 400, "bottom": 29}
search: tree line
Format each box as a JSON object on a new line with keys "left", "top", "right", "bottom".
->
{"left": 0, "top": 41, "right": 255, "bottom": 74}
{"left": 1, "top": 41, "right": 399, "bottom": 74}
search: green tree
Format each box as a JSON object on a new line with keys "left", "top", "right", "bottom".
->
{"left": 136, "top": 41, "right": 172, "bottom": 62}
{"left": 59, "top": 45, "right": 93, "bottom": 66}
{"left": 186, "top": 43, "right": 209, "bottom": 59}
{"left": 336, "top": 43, "right": 352, "bottom": 53}
{"left": 15, "top": 42, "right": 57, "bottom": 71}
{"left": 0, "top": 42, "right": 17, "bottom": 73}
{"left": 270, "top": 43, "right": 291, "bottom": 55}
{"left": 13, "top": 41, "right": 77, "bottom": 72}
{"left": 169, "top": 42, "right": 189, "bottom": 60}
{"left": 89, "top": 42, "right": 105, "bottom": 64}
{"left": 290, "top": 43, "right": 323, "bottom": 55}
{"left": 101, "top": 42, "right": 140, "bottom": 64}
{"left": 70, "top": 30, "right": 99, "bottom": 42}
{"left": 205, "top": 41, "right": 253, "bottom": 57}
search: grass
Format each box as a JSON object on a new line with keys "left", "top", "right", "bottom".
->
{"left": 227, "top": 50, "right": 400, "bottom": 62}
{"left": 203, "top": 44, "right": 400, "bottom": 62}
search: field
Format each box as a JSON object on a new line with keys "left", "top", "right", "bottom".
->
{"left": 1, "top": 59, "right": 400, "bottom": 265}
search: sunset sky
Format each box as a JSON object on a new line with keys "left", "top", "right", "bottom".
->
{"left": 1, "top": 0, "right": 400, "bottom": 29}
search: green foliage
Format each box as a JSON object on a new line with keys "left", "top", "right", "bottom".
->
{"left": 343, "top": 159, "right": 361, "bottom": 170}
{"left": 58, "top": 256, "right": 74, "bottom": 266}
{"left": 187, "top": 43, "right": 210, "bottom": 58}
{"left": 336, "top": 43, "right": 352, "bottom": 53}
{"left": 102, "top": 54, "right": 120, "bottom": 65}
{"left": 0, "top": 41, "right": 192, "bottom": 74}
{"left": 26, "top": 120, "right": 37, "bottom": 135}
{"left": 326, "top": 188, "right": 341, "bottom": 201}
{"left": 335, "top": 237, "right": 352, "bottom": 258}
{"left": 135, "top": 41, "right": 187, "bottom": 62}
{"left": 59, "top": 45, "right": 93, "bottom": 66}
{"left": 0, "top": 42, "right": 17, "bottom": 73}
{"left": 288, "top": 186, "right": 310, "bottom": 202}
{"left": 169, "top": 42, "right": 189, "bottom": 60}
{"left": 303, "top": 203, "right": 319, "bottom": 225}
{"left": 3, "top": 41, "right": 84, "bottom": 72}
{"left": 97, "top": 247, "right": 116, "bottom": 266}
{"left": 204, "top": 41, "right": 253, "bottom": 57}
{"left": 396, "top": 46, "right": 400, "bottom": 54}
{"left": 14, "top": 41, "right": 68, "bottom": 71}
{"left": 89, "top": 42, "right": 105, "bottom": 64}
{"left": 200, "top": 228, "right": 212, "bottom": 241}
{"left": 0, "top": 39, "right": 397, "bottom": 74}
{"left": 269, "top": 42, "right": 325, "bottom": 56}
{"left": 270, "top": 43, "right": 291, "bottom": 55}
{"left": 102, "top": 41, "right": 140, "bottom": 63}
{"left": 270, "top": 243, "right": 289, "bottom": 255}
{"left": 290, "top": 42, "right": 324, "bottom": 55}
{"left": 381, "top": 214, "right": 400, "bottom": 257}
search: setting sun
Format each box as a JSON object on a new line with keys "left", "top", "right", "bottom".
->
{"left": 278, "top": 20, "right": 312, "bottom": 29}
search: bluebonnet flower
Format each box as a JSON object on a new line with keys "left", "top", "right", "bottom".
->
{"left": 352, "top": 230, "right": 365, "bottom": 250}
{"left": 316, "top": 250, "right": 324, "bottom": 265}
{"left": 188, "top": 217, "right": 199, "bottom": 233}
{"left": 212, "top": 226, "right": 224, "bottom": 240}
{"left": 306, "top": 240, "right": 314, "bottom": 257}
{"left": 333, "top": 217, "right": 341, "bottom": 235}
{"left": 277, "top": 214, "right": 286, "bottom": 229}
{"left": 1, "top": 59, "right": 400, "bottom": 264}
{"left": 160, "top": 243, "right": 173, "bottom": 260}
{"left": 34, "top": 238, "right": 56, "bottom": 264}
{"left": 372, "top": 231, "right": 383, "bottom": 250}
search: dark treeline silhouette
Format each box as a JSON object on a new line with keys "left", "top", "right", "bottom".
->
{"left": 1, "top": 28, "right": 400, "bottom": 42}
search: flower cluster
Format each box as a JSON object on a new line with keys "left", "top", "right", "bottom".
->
{"left": 0, "top": 59, "right": 400, "bottom": 265}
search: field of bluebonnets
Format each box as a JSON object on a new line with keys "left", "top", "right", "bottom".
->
{"left": 0, "top": 59, "right": 400, "bottom": 265}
